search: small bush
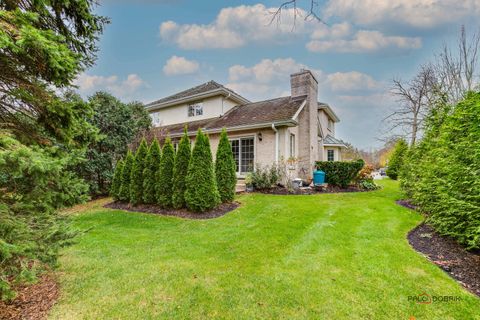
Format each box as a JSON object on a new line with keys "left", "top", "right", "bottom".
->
{"left": 315, "top": 159, "right": 364, "bottom": 188}
{"left": 157, "top": 138, "right": 175, "bottom": 208}
{"left": 251, "top": 164, "right": 282, "bottom": 190}
{"left": 130, "top": 138, "right": 148, "bottom": 205}
{"left": 143, "top": 139, "right": 161, "bottom": 204}
{"left": 386, "top": 139, "right": 408, "bottom": 180}
{"left": 185, "top": 129, "right": 220, "bottom": 212}
{"left": 215, "top": 129, "right": 237, "bottom": 202}
{"left": 172, "top": 129, "right": 191, "bottom": 209}
{"left": 110, "top": 159, "right": 124, "bottom": 200}
{"left": 118, "top": 150, "right": 134, "bottom": 202}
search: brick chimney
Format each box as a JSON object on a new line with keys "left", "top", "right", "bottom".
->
{"left": 290, "top": 69, "right": 319, "bottom": 177}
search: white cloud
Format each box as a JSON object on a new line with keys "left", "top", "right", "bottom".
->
{"left": 307, "top": 30, "right": 421, "bottom": 53}
{"left": 159, "top": 4, "right": 314, "bottom": 50}
{"left": 73, "top": 73, "right": 145, "bottom": 98}
{"left": 163, "top": 56, "right": 199, "bottom": 76}
{"left": 323, "top": 0, "right": 480, "bottom": 29}
{"left": 325, "top": 71, "right": 381, "bottom": 92}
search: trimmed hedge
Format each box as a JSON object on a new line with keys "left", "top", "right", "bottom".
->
{"left": 315, "top": 159, "right": 365, "bottom": 188}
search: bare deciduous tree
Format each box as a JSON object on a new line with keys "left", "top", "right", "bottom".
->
{"left": 435, "top": 26, "right": 480, "bottom": 103}
{"left": 385, "top": 65, "right": 437, "bottom": 146}
{"left": 270, "top": 0, "right": 325, "bottom": 27}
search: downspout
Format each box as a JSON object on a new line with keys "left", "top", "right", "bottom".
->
{"left": 271, "top": 123, "right": 278, "bottom": 162}
{"left": 222, "top": 92, "right": 231, "bottom": 116}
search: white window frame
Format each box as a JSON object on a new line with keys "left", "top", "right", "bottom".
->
{"left": 150, "top": 112, "right": 161, "bottom": 126}
{"left": 229, "top": 135, "right": 256, "bottom": 176}
{"left": 289, "top": 133, "right": 295, "bottom": 158}
{"left": 188, "top": 103, "right": 203, "bottom": 117}
{"left": 328, "top": 119, "right": 333, "bottom": 131}
{"left": 327, "top": 149, "right": 335, "bottom": 161}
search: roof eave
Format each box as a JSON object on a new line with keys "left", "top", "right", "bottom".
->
{"left": 146, "top": 88, "right": 250, "bottom": 111}
{"left": 318, "top": 103, "right": 340, "bottom": 123}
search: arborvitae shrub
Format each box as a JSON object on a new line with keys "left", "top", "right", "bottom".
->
{"left": 185, "top": 129, "right": 220, "bottom": 212}
{"left": 143, "top": 139, "right": 161, "bottom": 204}
{"left": 130, "top": 138, "right": 148, "bottom": 205}
{"left": 110, "top": 159, "right": 124, "bottom": 200}
{"left": 172, "top": 129, "right": 191, "bottom": 209}
{"left": 118, "top": 150, "right": 134, "bottom": 202}
{"left": 315, "top": 159, "right": 364, "bottom": 188}
{"left": 215, "top": 129, "right": 237, "bottom": 202}
{"left": 157, "top": 137, "right": 175, "bottom": 208}
{"left": 386, "top": 139, "right": 408, "bottom": 180}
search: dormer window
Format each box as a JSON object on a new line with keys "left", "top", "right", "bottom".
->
{"left": 188, "top": 103, "right": 203, "bottom": 117}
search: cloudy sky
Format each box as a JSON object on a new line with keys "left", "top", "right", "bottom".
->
{"left": 75, "top": 0, "right": 480, "bottom": 149}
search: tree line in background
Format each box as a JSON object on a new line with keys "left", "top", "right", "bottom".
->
{"left": 111, "top": 128, "right": 237, "bottom": 212}
{"left": 384, "top": 27, "right": 480, "bottom": 249}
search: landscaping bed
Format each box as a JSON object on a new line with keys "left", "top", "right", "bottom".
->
{"left": 408, "top": 223, "right": 480, "bottom": 297}
{"left": 255, "top": 184, "right": 370, "bottom": 195}
{"left": 104, "top": 201, "right": 240, "bottom": 219}
{"left": 0, "top": 274, "right": 58, "bottom": 320}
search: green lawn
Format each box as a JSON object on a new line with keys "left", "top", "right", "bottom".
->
{"left": 50, "top": 180, "right": 480, "bottom": 319}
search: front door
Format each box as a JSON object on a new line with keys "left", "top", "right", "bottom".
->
{"left": 230, "top": 137, "right": 255, "bottom": 175}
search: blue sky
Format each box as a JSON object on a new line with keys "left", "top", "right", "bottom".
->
{"left": 74, "top": 0, "right": 479, "bottom": 149}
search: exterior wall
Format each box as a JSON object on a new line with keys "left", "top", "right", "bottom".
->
{"left": 149, "top": 95, "right": 238, "bottom": 127}
{"left": 177, "top": 128, "right": 277, "bottom": 177}
{"left": 318, "top": 109, "right": 335, "bottom": 137}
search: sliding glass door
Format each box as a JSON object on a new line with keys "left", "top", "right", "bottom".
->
{"left": 230, "top": 137, "right": 255, "bottom": 175}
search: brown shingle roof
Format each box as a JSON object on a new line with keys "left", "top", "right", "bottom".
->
{"left": 146, "top": 80, "right": 248, "bottom": 107}
{"left": 153, "top": 96, "right": 306, "bottom": 137}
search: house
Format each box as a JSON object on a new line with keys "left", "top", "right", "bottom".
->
{"left": 146, "top": 69, "right": 346, "bottom": 181}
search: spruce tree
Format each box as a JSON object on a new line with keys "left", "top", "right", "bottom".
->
{"left": 215, "top": 129, "right": 237, "bottom": 202}
{"left": 118, "top": 150, "right": 134, "bottom": 202}
{"left": 172, "top": 129, "right": 192, "bottom": 209}
{"left": 185, "top": 129, "right": 220, "bottom": 212}
{"left": 130, "top": 138, "right": 148, "bottom": 205}
{"left": 157, "top": 137, "right": 175, "bottom": 208}
{"left": 110, "top": 159, "right": 124, "bottom": 200}
{"left": 143, "top": 139, "right": 162, "bottom": 204}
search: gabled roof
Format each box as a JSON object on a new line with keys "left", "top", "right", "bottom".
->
{"left": 318, "top": 102, "right": 340, "bottom": 123}
{"left": 153, "top": 96, "right": 307, "bottom": 137}
{"left": 146, "top": 80, "right": 250, "bottom": 111}
{"left": 323, "top": 134, "right": 346, "bottom": 147}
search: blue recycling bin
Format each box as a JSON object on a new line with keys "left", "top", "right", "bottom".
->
{"left": 313, "top": 170, "right": 325, "bottom": 185}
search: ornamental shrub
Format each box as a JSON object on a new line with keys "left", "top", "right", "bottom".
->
{"left": 185, "top": 130, "right": 220, "bottom": 212}
{"left": 215, "top": 129, "right": 237, "bottom": 202}
{"left": 118, "top": 150, "right": 134, "bottom": 202}
{"left": 110, "top": 159, "right": 124, "bottom": 200}
{"left": 143, "top": 139, "right": 161, "bottom": 204}
{"left": 251, "top": 164, "right": 282, "bottom": 190}
{"left": 401, "top": 92, "right": 480, "bottom": 249}
{"left": 172, "top": 130, "right": 191, "bottom": 209}
{"left": 157, "top": 138, "right": 175, "bottom": 208}
{"left": 315, "top": 159, "right": 364, "bottom": 188}
{"left": 386, "top": 139, "right": 408, "bottom": 180}
{"left": 130, "top": 138, "right": 148, "bottom": 205}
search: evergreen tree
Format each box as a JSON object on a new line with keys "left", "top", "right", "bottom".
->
{"left": 185, "top": 130, "right": 220, "bottom": 212}
{"left": 130, "top": 138, "right": 148, "bottom": 205}
{"left": 119, "top": 150, "right": 134, "bottom": 202}
{"left": 386, "top": 139, "right": 408, "bottom": 180}
{"left": 143, "top": 139, "right": 162, "bottom": 204}
{"left": 157, "top": 138, "right": 175, "bottom": 208}
{"left": 172, "top": 129, "right": 192, "bottom": 209}
{"left": 110, "top": 159, "right": 124, "bottom": 200}
{"left": 215, "top": 129, "right": 237, "bottom": 202}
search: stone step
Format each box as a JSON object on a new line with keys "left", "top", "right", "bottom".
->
{"left": 236, "top": 179, "right": 246, "bottom": 193}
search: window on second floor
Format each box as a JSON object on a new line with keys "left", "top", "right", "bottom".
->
{"left": 150, "top": 112, "right": 161, "bottom": 126}
{"left": 188, "top": 103, "right": 203, "bottom": 117}
{"left": 328, "top": 119, "right": 334, "bottom": 131}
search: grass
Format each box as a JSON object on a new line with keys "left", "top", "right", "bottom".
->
{"left": 50, "top": 180, "right": 480, "bottom": 319}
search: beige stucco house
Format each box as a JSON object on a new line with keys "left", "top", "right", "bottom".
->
{"left": 146, "top": 69, "right": 346, "bottom": 180}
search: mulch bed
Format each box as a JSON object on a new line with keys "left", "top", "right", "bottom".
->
{"left": 256, "top": 185, "right": 367, "bottom": 195}
{"left": 104, "top": 201, "right": 240, "bottom": 219}
{"left": 399, "top": 200, "right": 480, "bottom": 297}
{"left": 0, "top": 274, "right": 59, "bottom": 320}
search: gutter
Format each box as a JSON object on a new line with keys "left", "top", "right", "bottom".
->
{"left": 271, "top": 123, "right": 279, "bottom": 162}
